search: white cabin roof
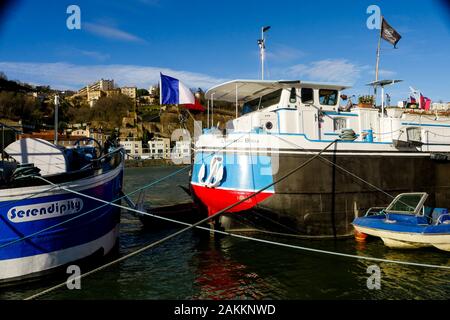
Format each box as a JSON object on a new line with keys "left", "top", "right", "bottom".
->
{"left": 205, "top": 79, "right": 350, "bottom": 102}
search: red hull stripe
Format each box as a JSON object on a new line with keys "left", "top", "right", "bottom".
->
{"left": 191, "top": 185, "right": 273, "bottom": 216}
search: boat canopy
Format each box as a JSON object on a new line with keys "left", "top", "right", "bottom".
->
{"left": 205, "top": 79, "right": 350, "bottom": 103}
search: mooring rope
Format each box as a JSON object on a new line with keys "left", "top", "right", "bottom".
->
{"left": 0, "top": 184, "right": 60, "bottom": 211}
{"left": 0, "top": 165, "right": 190, "bottom": 249}
{"left": 15, "top": 134, "right": 450, "bottom": 300}
{"left": 43, "top": 174, "right": 450, "bottom": 273}
{"left": 25, "top": 140, "right": 340, "bottom": 300}
{"left": 0, "top": 134, "right": 245, "bottom": 249}
{"left": 274, "top": 135, "right": 397, "bottom": 200}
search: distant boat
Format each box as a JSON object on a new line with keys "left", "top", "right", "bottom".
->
{"left": 0, "top": 137, "right": 124, "bottom": 283}
{"left": 352, "top": 192, "right": 450, "bottom": 251}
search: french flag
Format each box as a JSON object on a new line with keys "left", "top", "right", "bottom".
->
{"left": 160, "top": 73, "right": 195, "bottom": 105}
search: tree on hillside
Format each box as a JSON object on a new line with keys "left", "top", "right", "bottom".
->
{"left": 137, "top": 88, "right": 149, "bottom": 97}
{"left": 89, "top": 94, "right": 133, "bottom": 128}
{"left": 0, "top": 91, "right": 42, "bottom": 123}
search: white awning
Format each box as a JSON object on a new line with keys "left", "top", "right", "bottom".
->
{"left": 205, "top": 79, "right": 350, "bottom": 102}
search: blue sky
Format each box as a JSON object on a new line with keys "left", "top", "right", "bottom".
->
{"left": 0, "top": 0, "right": 449, "bottom": 103}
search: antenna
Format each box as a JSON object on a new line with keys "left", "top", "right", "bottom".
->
{"left": 258, "top": 26, "right": 271, "bottom": 80}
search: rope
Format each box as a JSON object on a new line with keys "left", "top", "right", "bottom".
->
{"left": 0, "top": 165, "right": 189, "bottom": 250}
{"left": 24, "top": 140, "right": 338, "bottom": 300}
{"left": 0, "top": 135, "right": 246, "bottom": 249}
{"left": 371, "top": 128, "right": 402, "bottom": 136}
{"left": 339, "top": 129, "right": 357, "bottom": 141}
{"left": 0, "top": 184, "right": 60, "bottom": 211}
{"left": 26, "top": 214, "right": 450, "bottom": 300}
{"left": 25, "top": 145, "right": 450, "bottom": 300}
{"left": 426, "top": 130, "right": 450, "bottom": 138}
{"left": 274, "top": 135, "right": 396, "bottom": 200}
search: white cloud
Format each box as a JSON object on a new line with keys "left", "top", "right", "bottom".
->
{"left": 84, "top": 22, "right": 147, "bottom": 43}
{"left": 266, "top": 44, "right": 306, "bottom": 63}
{"left": 285, "top": 59, "right": 362, "bottom": 85}
{"left": 0, "top": 62, "right": 226, "bottom": 90}
{"left": 78, "top": 50, "right": 111, "bottom": 62}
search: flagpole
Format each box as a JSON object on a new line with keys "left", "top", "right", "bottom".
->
{"left": 261, "top": 27, "right": 264, "bottom": 80}
{"left": 374, "top": 16, "right": 383, "bottom": 101}
{"left": 375, "top": 18, "right": 382, "bottom": 82}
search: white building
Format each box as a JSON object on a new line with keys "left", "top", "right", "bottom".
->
{"left": 148, "top": 137, "right": 170, "bottom": 159}
{"left": 120, "top": 139, "right": 142, "bottom": 159}
{"left": 172, "top": 140, "right": 191, "bottom": 164}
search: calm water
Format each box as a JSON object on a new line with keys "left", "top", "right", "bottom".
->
{"left": 2, "top": 166, "right": 450, "bottom": 300}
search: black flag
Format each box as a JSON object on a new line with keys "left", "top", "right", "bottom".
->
{"left": 263, "top": 26, "right": 271, "bottom": 32}
{"left": 381, "top": 17, "right": 401, "bottom": 48}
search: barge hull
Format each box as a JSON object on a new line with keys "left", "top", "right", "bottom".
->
{"left": 192, "top": 150, "right": 450, "bottom": 237}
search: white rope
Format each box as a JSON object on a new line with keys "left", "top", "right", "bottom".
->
{"left": 25, "top": 142, "right": 450, "bottom": 300}
{"left": 1, "top": 134, "right": 246, "bottom": 249}
{"left": 426, "top": 130, "right": 450, "bottom": 138}
{"left": 25, "top": 140, "right": 339, "bottom": 300}
{"left": 37, "top": 176, "right": 450, "bottom": 271}
{"left": 24, "top": 184, "right": 450, "bottom": 300}
{"left": 21, "top": 135, "right": 450, "bottom": 299}
{"left": 371, "top": 128, "right": 402, "bottom": 136}
{"left": 274, "top": 135, "right": 396, "bottom": 199}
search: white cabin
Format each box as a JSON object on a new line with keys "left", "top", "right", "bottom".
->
{"left": 203, "top": 80, "right": 450, "bottom": 151}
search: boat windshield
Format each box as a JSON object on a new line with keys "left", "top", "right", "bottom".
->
{"left": 385, "top": 193, "right": 428, "bottom": 215}
{"left": 242, "top": 89, "right": 282, "bottom": 114}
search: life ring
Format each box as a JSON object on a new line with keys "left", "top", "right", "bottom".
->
{"left": 204, "top": 156, "right": 224, "bottom": 188}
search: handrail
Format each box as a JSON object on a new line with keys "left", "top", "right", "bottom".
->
{"left": 436, "top": 213, "right": 450, "bottom": 225}
{"left": 0, "top": 122, "right": 23, "bottom": 133}
{"left": 364, "top": 207, "right": 385, "bottom": 216}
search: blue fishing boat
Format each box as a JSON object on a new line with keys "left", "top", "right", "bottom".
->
{"left": 0, "top": 136, "right": 124, "bottom": 283}
{"left": 353, "top": 192, "right": 450, "bottom": 251}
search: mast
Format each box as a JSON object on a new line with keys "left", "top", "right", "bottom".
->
{"left": 374, "top": 16, "right": 383, "bottom": 101}
{"left": 258, "top": 26, "right": 271, "bottom": 80}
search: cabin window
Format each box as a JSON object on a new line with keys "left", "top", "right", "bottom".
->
{"left": 244, "top": 89, "right": 283, "bottom": 112}
{"left": 289, "top": 88, "right": 297, "bottom": 103}
{"left": 333, "top": 117, "right": 347, "bottom": 131}
{"left": 301, "top": 88, "right": 314, "bottom": 104}
{"left": 319, "top": 89, "right": 338, "bottom": 106}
